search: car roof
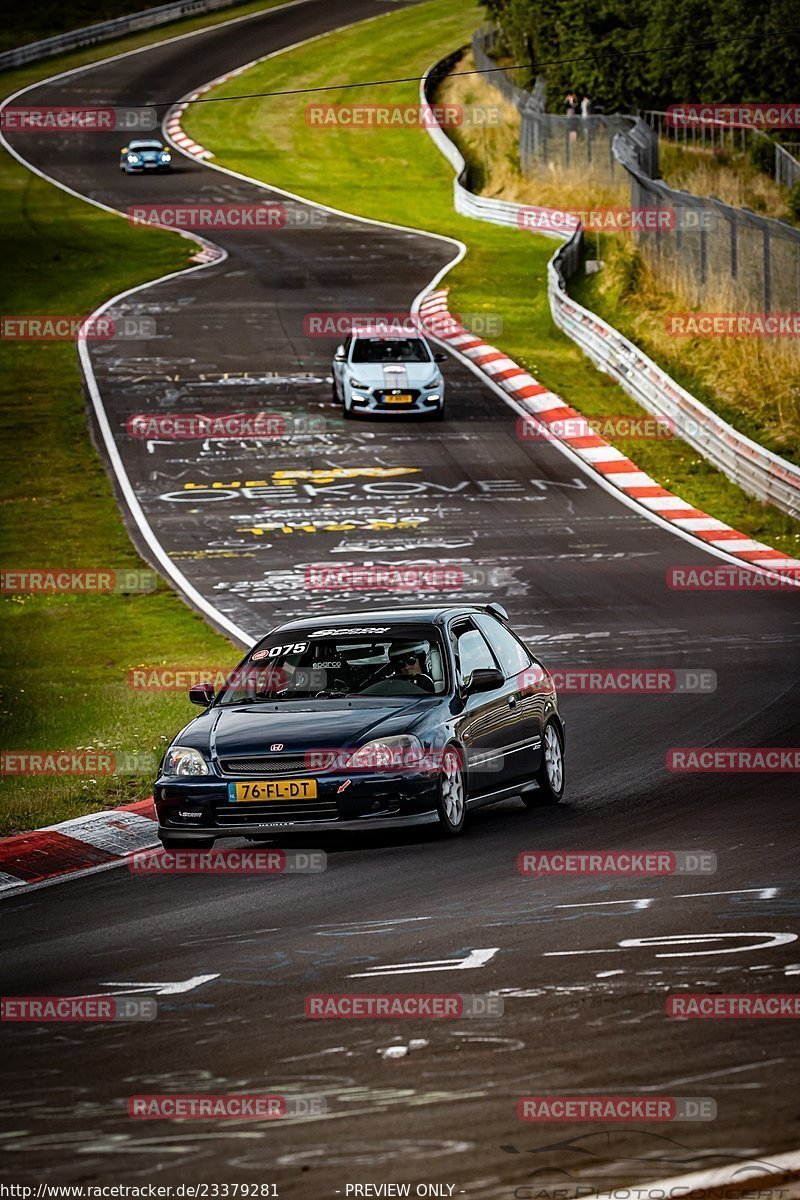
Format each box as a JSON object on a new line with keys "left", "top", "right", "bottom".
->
{"left": 351, "top": 331, "right": 426, "bottom": 341}
{"left": 267, "top": 606, "right": 498, "bottom": 634}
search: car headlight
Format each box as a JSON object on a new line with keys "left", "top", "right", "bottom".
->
{"left": 162, "top": 746, "right": 209, "bottom": 777}
{"left": 348, "top": 377, "right": 371, "bottom": 389}
{"left": 127, "top": 154, "right": 140, "bottom": 162}
{"left": 348, "top": 734, "right": 423, "bottom": 771}
{"left": 160, "top": 153, "right": 171, "bottom": 162}
{"left": 423, "top": 375, "right": 443, "bottom": 388}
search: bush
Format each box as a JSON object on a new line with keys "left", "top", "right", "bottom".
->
{"left": 788, "top": 180, "right": 800, "bottom": 222}
{"left": 749, "top": 136, "right": 777, "bottom": 176}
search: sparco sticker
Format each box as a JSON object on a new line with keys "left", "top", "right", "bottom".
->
{"left": 309, "top": 627, "right": 392, "bottom": 637}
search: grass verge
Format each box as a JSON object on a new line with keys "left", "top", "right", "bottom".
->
{"left": 438, "top": 54, "right": 800, "bottom": 463}
{"left": 0, "top": 4, "right": 292, "bottom": 834}
{"left": 183, "top": 5, "right": 800, "bottom": 558}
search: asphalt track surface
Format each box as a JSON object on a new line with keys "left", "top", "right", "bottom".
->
{"left": 2, "top": 0, "right": 799, "bottom": 1193}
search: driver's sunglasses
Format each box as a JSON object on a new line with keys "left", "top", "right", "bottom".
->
{"left": 391, "top": 653, "right": 418, "bottom": 667}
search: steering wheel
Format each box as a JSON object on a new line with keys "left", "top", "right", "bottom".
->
{"left": 314, "top": 676, "right": 350, "bottom": 698}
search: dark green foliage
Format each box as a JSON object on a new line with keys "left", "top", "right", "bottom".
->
{"left": 748, "top": 136, "right": 777, "bottom": 176}
{"left": 479, "top": 0, "right": 800, "bottom": 113}
{"left": 788, "top": 180, "right": 800, "bottom": 220}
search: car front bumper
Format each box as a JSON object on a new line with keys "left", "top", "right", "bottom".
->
{"left": 346, "top": 386, "right": 443, "bottom": 415}
{"left": 154, "top": 769, "right": 440, "bottom": 840}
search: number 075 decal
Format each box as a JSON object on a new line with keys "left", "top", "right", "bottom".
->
{"left": 251, "top": 642, "right": 308, "bottom": 661}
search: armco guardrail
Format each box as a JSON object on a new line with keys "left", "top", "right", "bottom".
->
{"left": 421, "top": 53, "right": 800, "bottom": 520}
{"left": 0, "top": 0, "right": 244, "bottom": 71}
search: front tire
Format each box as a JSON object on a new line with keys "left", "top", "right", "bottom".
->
{"left": 524, "top": 720, "right": 565, "bottom": 806}
{"left": 435, "top": 745, "right": 466, "bottom": 835}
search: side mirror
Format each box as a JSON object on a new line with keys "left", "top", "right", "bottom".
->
{"left": 434, "top": 352, "right": 447, "bottom": 362}
{"left": 464, "top": 668, "right": 504, "bottom": 694}
{"left": 189, "top": 682, "right": 215, "bottom": 706}
{"left": 334, "top": 345, "right": 346, "bottom": 361}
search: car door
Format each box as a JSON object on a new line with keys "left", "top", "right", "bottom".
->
{"left": 448, "top": 617, "right": 515, "bottom": 796}
{"left": 473, "top": 613, "right": 543, "bottom": 781}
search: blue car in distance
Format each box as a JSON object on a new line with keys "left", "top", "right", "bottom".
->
{"left": 120, "top": 139, "right": 172, "bottom": 173}
{"left": 154, "top": 604, "right": 566, "bottom": 848}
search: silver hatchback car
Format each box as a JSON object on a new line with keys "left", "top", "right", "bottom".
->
{"left": 332, "top": 332, "right": 447, "bottom": 419}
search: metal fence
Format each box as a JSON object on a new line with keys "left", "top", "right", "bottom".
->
{"left": 642, "top": 111, "right": 800, "bottom": 190}
{"left": 615, "top": 128, "right": 800, "bottom": 310}
{"left": 421, "top": 54, "right": 800, "bottom": 520}
{"left": 0, "top": 0, "right": 245, "bottom": 71}
{"left": 776, "top": 145, "right": 800, "bottom": 190}
{"left": 520, "top": 111, "right": 652, "bottom": 181}
{"left": 471, "top": 28, "right": 535, "bottom": 111}
{"left": 472, "top": 29, "right": 800, "bottom": 309}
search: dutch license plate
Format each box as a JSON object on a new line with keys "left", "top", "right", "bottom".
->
{"left": 384, "top": 394, "right": 413, "bottom": 404}
{"left": 229, "top": 779, "right": 318, "bottom": 802}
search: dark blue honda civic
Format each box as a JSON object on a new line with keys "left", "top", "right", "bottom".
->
{"left": 154, "top": 604, "right": 565, "bottom": 847}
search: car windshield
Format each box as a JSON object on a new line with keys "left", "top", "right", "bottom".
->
{"left": 129, "top": 141, "right": 163, "bottom": 151}
{"left": 216, "top": 628, "right": 447, "bottom": 703}
{"left": 350, "top": 337, "right": 431, "bottom": 364}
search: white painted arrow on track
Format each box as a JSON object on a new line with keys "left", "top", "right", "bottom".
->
{"left": 94, "top": 974, "right": 220, "bottom": 995}
{"left": 349, "top": 948, "right": 499, "bottom": 977}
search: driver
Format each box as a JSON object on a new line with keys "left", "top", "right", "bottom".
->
{"left": 387, "top": 642, "right": 435, "bottom": 693}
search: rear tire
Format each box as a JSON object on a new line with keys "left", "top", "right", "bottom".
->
{"left": 523, "top": 720, "right": 565, "bottom": 806}
{"left": 435, "top": 745, "right": 466, "bottom": 835}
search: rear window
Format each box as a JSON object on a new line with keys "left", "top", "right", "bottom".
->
{"left": 474, "top": 614, "right": 531, "bottom": 678}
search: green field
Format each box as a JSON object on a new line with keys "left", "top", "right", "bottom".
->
{"left": 185, "top": 0, "right": 800, "bottom": 560}
{"left": 0, "top": 5, "right": 298, "bottom": 835}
